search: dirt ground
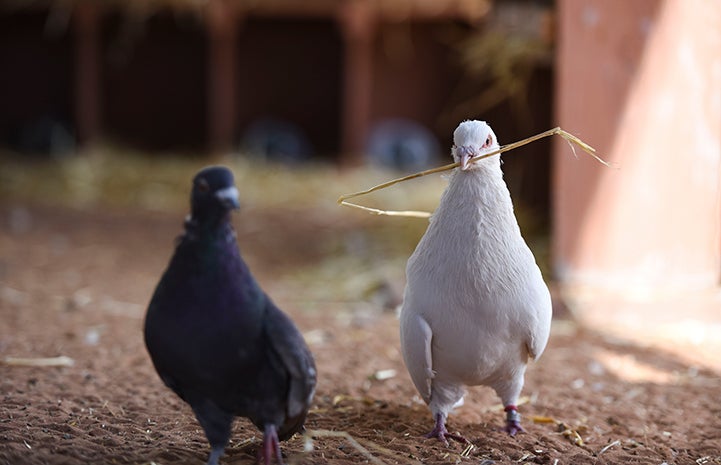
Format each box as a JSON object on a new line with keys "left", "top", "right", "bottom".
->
{"left": 1, "top": 198, "right": 720, "bottom": 465}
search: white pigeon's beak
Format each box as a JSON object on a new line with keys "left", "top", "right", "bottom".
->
{"left": 457, "top": 146, "right": 476, "bottom": 171}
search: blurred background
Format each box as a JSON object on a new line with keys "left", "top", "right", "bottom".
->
{"left": 2, "top": 4, "right": 720, "bottom": 463}
{"left": 1, "top": 0, "right": 720, "bottom": 360}
{"left": 0, "top": 0, "right": 553, "bottom": 217}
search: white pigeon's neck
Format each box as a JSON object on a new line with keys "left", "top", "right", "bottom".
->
{"left": 436, "top": 163, "right": 512, "bottom": 221}
{"left": 451, "top": 162, "right": 505, "bottom": 189}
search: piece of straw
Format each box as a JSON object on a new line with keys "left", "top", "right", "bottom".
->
{"left": 304, "top": 429, "right": 388, "bottom": 465}
{"left": 338, "top": 127, "right": 608, "bottom": 218}
{"left": 2, "top": 356, "right": 75, "bottom": 367}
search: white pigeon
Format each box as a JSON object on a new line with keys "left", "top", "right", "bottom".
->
{"left": 399, "top": 120, "right": 552, "bottom": 444}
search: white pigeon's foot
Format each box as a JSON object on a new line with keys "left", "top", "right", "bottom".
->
{"left": 502, "top": 405, "right": 524, "bottom": 436}
{"left": 424, "top": 413, "right": 470, "bottom": 446}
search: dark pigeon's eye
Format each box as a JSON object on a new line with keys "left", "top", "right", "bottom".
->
{"left": 196, "top": 178, "right": 210, "bottom": 193}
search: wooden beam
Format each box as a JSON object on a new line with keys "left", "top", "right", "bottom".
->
{"left": 74, "top": 1, "right": 101, "bottom": 146}
{"left": 338, "top": 0, "right": 375, "bottom": 165}
{"left": 231, "top": 0, "right": 490, "bottom": 22}
{"left": 207, "top": 0, "right": 239, "bottom": 153}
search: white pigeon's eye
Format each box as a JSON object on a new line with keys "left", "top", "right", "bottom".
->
{"left": 484, "top": 135, "right": 493, "bottom": 147}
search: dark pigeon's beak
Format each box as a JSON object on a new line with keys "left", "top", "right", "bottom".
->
{"left": 215, "top": 186, "right": 240, "bottom": 210}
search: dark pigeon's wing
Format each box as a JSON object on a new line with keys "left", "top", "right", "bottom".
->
{"left": 262, "top": 300, "right": 316, "bottom": 423}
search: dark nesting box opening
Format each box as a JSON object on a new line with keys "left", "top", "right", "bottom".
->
{"left": 0, "top": 8, "right": 75, "bottom": 155}
{"left": 235, "top": 17, "right": 342, "bottom": 162}
{"left": 485, "top": 66, "right": 554, "bottom": 232}
{"left": 101, "top": 11, "right": 207, "bottom": 151}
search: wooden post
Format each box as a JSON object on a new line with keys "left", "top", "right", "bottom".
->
{"left": 74, "top": 2, "right": 101, "bottom": 147}
{"left": 554, "top": 0, "right": 721, "bottom": 327}
{"left": 207, "top": 0, "right": 238, "bottom": 153}
{"left": 338, "top": 0, "right": 374, "bottom": 165}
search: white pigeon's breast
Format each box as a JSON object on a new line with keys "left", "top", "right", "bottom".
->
{"left": 405, "top": 234, "right": 542, "bottom": 384}
{"left": 402, "top": 172, "right": 551, "bottom": 384}
{"left": 406, "top": 194, "right": 543, "bottom": 314}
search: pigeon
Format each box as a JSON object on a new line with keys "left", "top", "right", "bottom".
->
{"left": 399, "top": 120, "right": 552, "bottom": 444}
{"left": 144, "top": 166, "right": 316, "bottom": 465}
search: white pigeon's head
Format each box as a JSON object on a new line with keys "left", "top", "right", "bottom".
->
{"left": 452, "top": 120, "right": 499, "bottom": 171}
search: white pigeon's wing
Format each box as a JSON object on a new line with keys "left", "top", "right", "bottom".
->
{"left": 399, "top": 311, "right": 434, "bottom": 404}
{"left": 523, "top": 285, "right": 553, "bottom": 362}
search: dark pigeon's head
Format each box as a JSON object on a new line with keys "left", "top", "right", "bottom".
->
{"left": 190, "top": 166, "right": 240, "bottom": 221}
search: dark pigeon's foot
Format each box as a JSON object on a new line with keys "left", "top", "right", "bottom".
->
{"left": 206, "top": 446, "right": 224, "bottom": 465}
{"left": 425, "top": 413, "right": 470, "bottom": 446}
{"left": 259, "top": 424, "right": 284, "bottom": 465}
{"left": 503, "top": 405, "right": 524, "bottom": 436}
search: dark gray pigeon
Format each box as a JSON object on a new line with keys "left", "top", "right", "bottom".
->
{"left": 144, "top": 166, "right": 316, "bottom": 465}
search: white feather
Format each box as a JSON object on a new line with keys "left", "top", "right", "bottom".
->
{"left": 399, "top": 120, "right": 552, "bottom": 422}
